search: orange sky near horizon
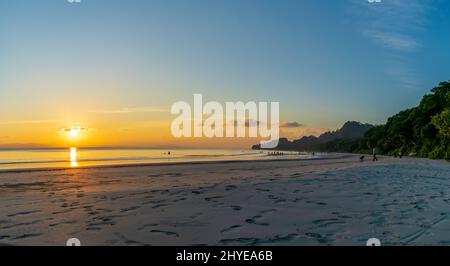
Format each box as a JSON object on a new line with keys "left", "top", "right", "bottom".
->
{"left": 0, "top": 115, "right": 328, "bottom": 149}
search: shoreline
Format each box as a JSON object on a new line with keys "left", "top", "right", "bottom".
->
{"left": 0, "top": 153, "right": 351, "bottom": 174}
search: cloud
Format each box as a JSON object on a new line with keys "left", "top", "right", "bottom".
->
{"left": 58, "top": 126, "right": 92, "bottom": 134}
{"left": 385, "top": 63, "right": 420, "bottom": 89}
{"left": 89, "top": 106, "right": 168, "bottom": 114}
{"left": 244, "top": 119, "right": 263, "bottom": 128}
{"left": 223, "top": 118, "right": 265, "bottom": 128}
{"left": 350, "top": 0, "right": 435, "bottom": 90}
{"left": 355, "top": 0, "right": 431, "bottom": 32}
{"left": 218, "top": 119, "right": 303, "bottom": 128}
{"left": 280, "top": 121, "right": 304, "bottom": 128}
{"left": 355, "top": 0, "right": 432, "bottom": 52}
{"left": 364, "top": 30, "right": 419, "bottom": 51}
{"left": 280, "top": 126, "right": 329, "bottom": 140}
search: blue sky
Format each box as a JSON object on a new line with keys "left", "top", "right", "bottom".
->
{"left": 1, "top": 0, "right": 450, "bottom": 144}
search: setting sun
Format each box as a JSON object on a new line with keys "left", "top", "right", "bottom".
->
{"left": 68, "top": 129, "right": 80, "bottom": 137}
{"left": 59, "top": 126, "right": 90, "bottom": 139}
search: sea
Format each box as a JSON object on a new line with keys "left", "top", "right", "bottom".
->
{"left": 0, "top": 148, "right": 317, "bottom": 171}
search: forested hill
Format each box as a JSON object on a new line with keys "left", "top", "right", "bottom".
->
{"left": 357, "top": 81, "right": 449, "bottom": 159}
{"left": 252, "top": 121, "right": 374, "bottom": 152}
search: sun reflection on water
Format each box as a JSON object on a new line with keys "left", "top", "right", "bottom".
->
{"left": 70, "top": 147, "right": 78, "bottom": 167}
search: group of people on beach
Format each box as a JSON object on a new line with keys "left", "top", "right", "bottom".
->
{"left": 268, "top": 151, "right": 286, "bottom": 156}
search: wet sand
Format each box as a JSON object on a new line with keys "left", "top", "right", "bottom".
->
{"left": 0, "top": 155, "right": 449, "bottom": 246}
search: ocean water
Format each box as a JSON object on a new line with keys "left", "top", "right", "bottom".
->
{"left": 0, "top": 148, "right": 315, "bottom": 171}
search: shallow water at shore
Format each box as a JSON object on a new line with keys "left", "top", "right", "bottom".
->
{"left": 0, "top": 148, "right": 317, "bottom": 171}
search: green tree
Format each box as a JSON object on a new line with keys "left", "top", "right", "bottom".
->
{"left": 356, "top": 81, "right": 450, "bottom": 159}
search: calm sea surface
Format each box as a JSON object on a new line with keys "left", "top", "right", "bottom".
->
{"left": 0, "top": 148, "right": 317, "bottom": 171}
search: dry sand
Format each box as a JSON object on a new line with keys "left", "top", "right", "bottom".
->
{"left": 1, "top": 155, "right": 449, "bottom": 246}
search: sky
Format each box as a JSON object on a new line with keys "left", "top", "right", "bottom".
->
{"left": 0, "top": 0, "right": 449, "bottom": 148}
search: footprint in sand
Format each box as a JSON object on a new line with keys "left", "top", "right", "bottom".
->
{"left": 165, "top": 173, "right": 183, "bottom": 177}
{"left": 225, "top": 185, "right": 237, "bottom": 191}
{"left": 120, "top": 206, "right": 140, "bottom": 213}
{"left": 114, "top": 232, "right": 145, "bottom": 246}
{"left": 292, "top": 197, "right": 306, "bottom": 203}
{"left": 52, "top": 209, "right": 72, "bottom": 215}
{"left": 229, "top": 205, "right": 242, "bottom": 211}
{"left": 189, "top": 212, "right": 203, "bottom": 219}
{"left": 7, "top": 210, "right": 41, "bottom": 217}
{"left": 305, "top": 200, "right": 327, "bottom": 206}
{"left": 172, "top": 197, "right": 187, "bottom": 203}
{"left": 86, "top": 215, "right": 124, "bottom": 231}
{"left": 245, "top": 209, "right": 276, "bottom": 226}
{"left": 220, "top": 233, "right": 299, "bottom": 245}
{"left": 10, "top": 233, "right": 43, "bottom": 240}
{"left": 304, "top": 232, "right": 329, "bottom": 244}
{"left": 169, "top": 190, "right": 185, "bottom": 196}
{"left": 142, "top": 199, "right": 165, "bottom": 205}
{"left": 191, "top": 190, "right": 205, "bottom": 195}
{"left": 150, "top": 230, "right": 179, "bottom": 237}
{"left": 312, "top": 218, "right": 346, "bottom": 228}
{"left": 220, "top": 225, "right": 242, "bottom": 233}
{"left": 152, "top": 203, "right": 168, "bottom": 209}
{"left": 267, "top": 195, "right": 287, "bottom": 204}
{"left": 219, "top": 237, "right": 260, "bottom": 245}
{"left": 1, "top": 220, "right": 42, "bottom": 230}
{"left": 205, "top": 196, "right": 224, "bottom": 202}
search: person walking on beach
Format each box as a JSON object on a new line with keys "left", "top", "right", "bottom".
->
{"left": 372, "top": 147, "right": 378, "bottom": 161}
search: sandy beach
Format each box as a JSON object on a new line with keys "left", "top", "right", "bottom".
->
{"left": 1, "top": 155, "right": 449, "bottom": 246}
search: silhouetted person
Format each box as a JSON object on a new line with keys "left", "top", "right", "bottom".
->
{"left": 372, "top": 147, "right": 378, "bottom": 161}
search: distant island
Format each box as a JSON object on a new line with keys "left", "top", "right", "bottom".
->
{"left": 252, "top": 121, "right": 373, "bottom": 152}
{"left": 253, "top": 81, "right": 450, "bottom": 160}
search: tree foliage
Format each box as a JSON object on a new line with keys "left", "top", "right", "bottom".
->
{"left": 357, "top": 81, "right": 450, "bottom": 160}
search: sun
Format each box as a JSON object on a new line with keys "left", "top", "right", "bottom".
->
{"left": 68, "top": 128, "right": 81, "bottom": 137}
{"left": 60, "top": 126, "right": 90, "bottom": 138}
